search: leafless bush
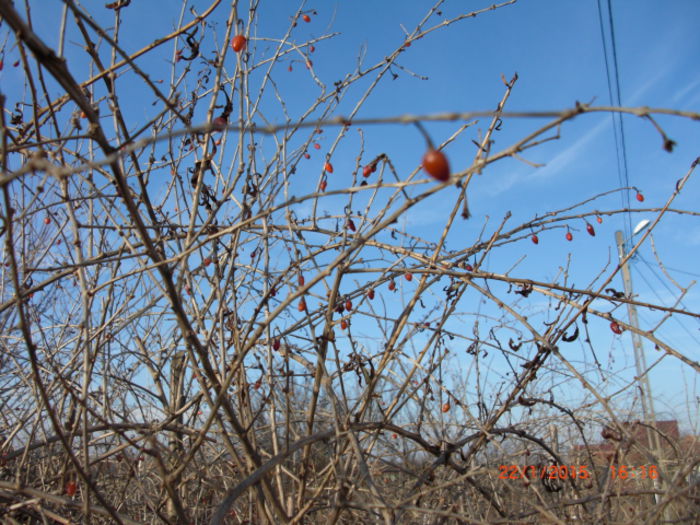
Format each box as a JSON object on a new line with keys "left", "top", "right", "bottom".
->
{"left": 1, "top": 1, "right": 698, "bottom": 523}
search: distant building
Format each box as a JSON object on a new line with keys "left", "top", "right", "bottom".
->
{"left": 572, "top": 420, "right": 683, "bottom": 465}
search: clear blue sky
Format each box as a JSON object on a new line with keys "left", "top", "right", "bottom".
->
{"left": 5, "top": 1, "right": 699, "bottom": 432}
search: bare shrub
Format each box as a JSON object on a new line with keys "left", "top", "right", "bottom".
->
{"left": 0, "top": 1, "right": 698, "bottom": 523}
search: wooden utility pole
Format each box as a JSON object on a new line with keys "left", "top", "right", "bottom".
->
{"left": 614, "top": 231, "right": 657, "bottom": 427}
{"left": 615, "top": 230, "right": 665, "bottom": 511}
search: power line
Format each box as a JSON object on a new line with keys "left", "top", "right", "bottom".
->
{"left": 632, "top": 257, "right": 700, "bottom": 348}
{"left": 597, "top": 0, "right": 632, "bottom": 240}
{"left": 637, "top": 256, "right": 700, "bottom": 279}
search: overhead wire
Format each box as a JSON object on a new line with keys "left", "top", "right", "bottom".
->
{"left": 631, "top": 256, "right": 700, "bottom": 350}
{"left": 637, "top": 256, "right": 700, "bottom": 279}
{"left": 597, "top": 0, "right": 633, "bottom": 240}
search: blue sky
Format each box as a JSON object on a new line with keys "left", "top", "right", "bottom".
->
{"left": 300, "top": 0, "right": 700, "bottom": 430}
{"left": 4, "top": 1, "right": 699, "bottom": 434}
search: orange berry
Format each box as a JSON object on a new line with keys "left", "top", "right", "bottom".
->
{"left": 422, "top": 149, "right": 450, "bottom": 182}
{"left": 441, "top": 402, "right": 450, "bottom": 413}
{"left": 231, "top": 35, "right": 246, "bottom": 53}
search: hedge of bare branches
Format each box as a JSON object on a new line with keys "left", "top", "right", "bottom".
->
{"left": 1, "top": 1, "right": 699, "bottom": 523}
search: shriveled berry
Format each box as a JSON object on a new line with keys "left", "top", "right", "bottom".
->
{"left": 324, "top": 161, "right": 333, "bottom": 173}
{"left": 404, "top": 272, "right": 413, "bottom": 281}
{"left": 531, "top": 234, "right": 539, "bottom": 244}
{"left": 586, "top": 223, "right": 595, "bottom": 236}
{"left": 610, "top": 321, "right": 622, "bottom": 335}
{"left": 347, "top": 219, "right": 356, "bottom": 232}
{"left": 212, "top": 116, "right": 227, "bottom": 131}
{"left": 273, "top": 338, "right": 281, "bottom": 350}
{"left": 65, "top": 481, "right": 77, "bottom": 496}
{"left": 340, "top": 319, "right": 348, "bottom": 330}
{"left": 345, "top": 299, "right": 352, "bottom": 311}
{"left": 367, "top": 288, "right": 375, "bottom": 300}
{"left": 388, "top": 280, "right": 396, "bottom": 291}
{"left": 298, "top": 299, "right": 307, "bottom": 311}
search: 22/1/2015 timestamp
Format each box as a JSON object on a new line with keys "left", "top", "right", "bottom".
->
{"left": 498, "top": 465, "right": 591, "bottom": 480}
{"left": 610, "top": 465, "right": 659, "bottom": 480}
{"left": 499, "top": 464, "right": 660, "bottom": 481}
